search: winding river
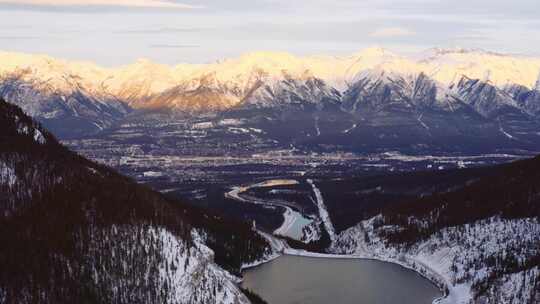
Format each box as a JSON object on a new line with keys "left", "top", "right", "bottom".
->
{"left": 231, "top": 179, "right": 442, "bottom": 303}
{"left": 242, "top": 255, "right": 442, "bottom": 304}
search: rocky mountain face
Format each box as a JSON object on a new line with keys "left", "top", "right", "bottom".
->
{"left": 342, "top": 71, "right": 440, "bottom": 113}
{"left": 241, "top": 76, "right": 341, "bottom": 110}
{"left": 0, "top": 99, "right": 271, "bottom": 304}
{"left": 1, "top": 48, "right": 540, "bottom": 153}
{"left": 504, "top": 84, "right": 540, "bottom": 117}
{"left": 0, "top": 70, "right": 130, "bottom": 138}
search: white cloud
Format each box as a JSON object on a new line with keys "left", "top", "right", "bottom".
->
{"left": 0, "top": 0, "right": 200, "bottom": 8}
{"left": 369, "top": 27, "right": 416, "bottom": 38}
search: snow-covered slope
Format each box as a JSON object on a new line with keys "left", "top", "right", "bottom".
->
{"left": 2, "top": 48, "right": 540, "bottom": 140}
{"left": 0, "top": 68, "right": 130, "bottom": 138}
{"left": 332, "top": 216, "right": 540, "bottom": 304}
{"left": 2, "top": 48, "right": 539, "bottom": 111}
{"left": 342, "top": 70, "right": 443, "bottom": 113}
{"left": 450, "top": 76, "right": 520, "bottom": 118}
{"left": 0, "top": 99, "right": 270, "bottom": 304}
{"left": 78, "top": 226, "right": 251, "bottom": 304}
{"left": 241, "top": 76, "right": 341, "bottom": 110}
{"left": 504, "top": 84, "right": 540, "bottom": 117}
{"left": 330, "top": 155, "right": 540, "bottom": 304}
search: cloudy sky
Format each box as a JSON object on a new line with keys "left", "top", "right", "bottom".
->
{"left": 0, "top": 0, "right": 539, "bottom": 65}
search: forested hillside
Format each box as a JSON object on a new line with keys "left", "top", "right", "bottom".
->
{"left": 0, "top": 99, "right": 270, "bottom": 303}
{"left": 332, "top": 156, "right": 540, "bottom": 303}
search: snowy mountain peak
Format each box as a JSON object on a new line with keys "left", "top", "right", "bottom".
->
{"left": 1, "top": 48, "right": 540, "bottom": 116}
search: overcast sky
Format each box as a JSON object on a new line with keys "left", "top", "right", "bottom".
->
{"left": 0, "top": 0, "right": 539, "bottom": 66}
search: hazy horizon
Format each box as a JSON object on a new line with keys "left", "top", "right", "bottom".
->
{"left": 1, "top": 0, "right": 540, "bottom": 66}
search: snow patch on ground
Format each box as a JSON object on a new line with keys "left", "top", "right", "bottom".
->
{"left": 417, "top": 114, "right": 431, "bottom": 133}
{"left": 192, "top": 122, "right": 213, "bottom": 129}
{"left": 498, "top": 120, "right": 516, "bottom": 140}
{"left": 228, "top": 127, "right": 251, "bottom": 134}
{"left": 218, "top": 118, "right": 244, "bottom": 126}
{"left": 342, "top": 123, "right": 357, "bottom": 134}
{"left": 0, "top": 161, "right": 17, "bottom": 187}
{"left": 307, "top": 179, "right": 336, "bottom": 243}
{"left": 314, "top": 117, "right": 321, "bottom": 136}
{"left": 301, "top": 217, "right": 323, "bottom": 243}
{"left": 13, "top": 114, "right": 46, "bottom": 145}
{"left": 273, "top": 206, "right": 313, "bottom": 240}
{"left": 143, "top": 171, "right": 163, "bottom": 177}
{"left": 331, "top": 216, "right": 540, "bottom": 304}
{"left": 33, "top": 128, "right": 46, "bottom": 144}
{"left": 150, "top": 227, "right": 250, "bottom": 304}
{"left": 484, "top": 266, "right": 539, "bottom": 304}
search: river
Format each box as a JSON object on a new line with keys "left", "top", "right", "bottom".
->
{"left": 242, "top": 255, "right": 442, "bottom": 304}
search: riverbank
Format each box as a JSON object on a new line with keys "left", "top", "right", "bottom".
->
{"left": 227, "top": 179, "right": 319, "bottom": 242}
{"left": 232, "top": 179, "right": 457, "bottom": 304}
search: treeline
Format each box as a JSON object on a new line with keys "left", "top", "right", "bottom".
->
{"left": 366, "top": 154, "right": 540, "bottom": 302}
{"left": 377, "top": 155, "right": 540, "bottom": 245}
{"left": 316, "top": 166, "right": 495, "bottom": 233}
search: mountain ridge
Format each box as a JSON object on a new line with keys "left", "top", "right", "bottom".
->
{"left": 2, "top": 47, "right": 540, "bottom": 95}
{"left": 2, "top": 48, "right": 540, "bottom": 149}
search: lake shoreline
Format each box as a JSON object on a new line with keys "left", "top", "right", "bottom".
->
{"left": 243, "top": 249, "right": 445, "bottom": 303}
{"left": 240, "top": 232, "right": 447, "bottom": 304}
{"left": 234, "top": 179, "right": 450, "bottom": 304}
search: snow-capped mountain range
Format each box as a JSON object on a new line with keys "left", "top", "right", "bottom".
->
{"left": 1, "top": 47, "right": 540, "bottom": 145}
{"left": 2, "top": 47, "right": 540, "bottom": 108}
